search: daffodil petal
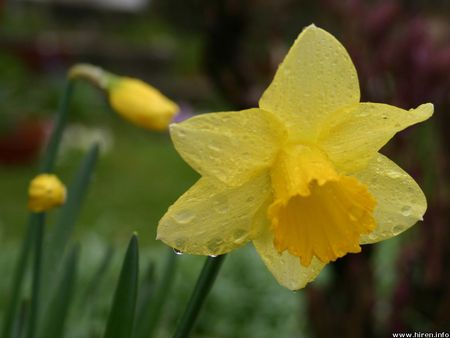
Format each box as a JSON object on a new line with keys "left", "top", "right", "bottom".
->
{"left": 253, "top": 224, "right": 325, "bottom": 290}
{"left": 259, "top": 25, "right": 359, "bottom": 142}
{"left": 319, "top": 103, "right": 434, "bottom": 173}
{"left": 354, "top": 153, "right": 427, "bottom": 244}
{"left": 157, "top": 172, "right": 272, "bottom": 255}
{"left": 170, "top": 108, "right": 285, "bottom": 187}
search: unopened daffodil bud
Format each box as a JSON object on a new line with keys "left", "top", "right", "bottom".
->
{"left": 28, "top": 174, "right": 66, "bottom": 212}
{"left": 108, "top": 77, "right": 179, "bottom": 131}
{"left": 68, "top": 63, "right": 179, "bottom": 131}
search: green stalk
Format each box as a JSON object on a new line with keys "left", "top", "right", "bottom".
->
{"left": 134, "top": 248, "right": 177, "bottom": 338}
{"left": 1, "top": 216, "right": 35, "bottom": 338}
{"left": 103, "top": 235, "right": 139, "bottom": 338}
{"left": 40, "top": 80, "right": 75, "bottom": 173}
{"left": 26, "top": 214, "right": 45, "bottom": 338}
{"left": 173, "top": 255, "right": 226, "bottom": 338}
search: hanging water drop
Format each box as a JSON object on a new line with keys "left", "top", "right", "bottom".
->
{"left": 173, "top": 248, "right": 183, "bottom": 256}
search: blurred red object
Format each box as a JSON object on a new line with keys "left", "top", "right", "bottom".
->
{"left": 0, "top": 119, "right": 50, "bottom": 165}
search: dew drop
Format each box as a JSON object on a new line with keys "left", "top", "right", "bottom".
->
{"left": 173, "top": 248, "right": 183, "bottom": 256}
{"left": 387, "top": 171, "right": 402, "bottom": 179}
{"left": 176, "top": 129, "right": 186, "bottom": 138}
{"left": 392, "top": 224, "right": 403, "bottom": 235}
{"left": 381, "top": 230, "right": 390, "bottom": 238}
{"left": 368, "top": 233, "right": 378, "bottom": 241}
{"left": 207, "top": 238, "right": 224, "bottom": 252}
{"left": 213, "top": 198, "right": 229, "bottom": 214}
{"left": 401, "top": 205, "right": 412, "bottom": 217}
{"left": 209, "top": 254, "right": 218, "bottom": 258}
{"left": 173, "top": 210, "right": 195, "bottom": 224}
{"left": 207, "top": 144, "right": 221, "bottom": 152}
{"left": 232, "top": 229, "right": 248, "bottom": 245}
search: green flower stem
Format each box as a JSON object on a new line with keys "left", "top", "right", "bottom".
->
{"left": 1, "top": 216, "right": 35, "bottom": 338}
{"left": 173, "top": 255, "right": 226, "bottom": 338}
{"left": 26, "top": 214, "right": 45, "bottom": 338}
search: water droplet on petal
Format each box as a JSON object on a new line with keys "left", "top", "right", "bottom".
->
{"left": 213, "top": 198, "right": 229, "bottom": 214}
{"left": 232, "top": 229, "right": 248, "bottom": 245}
{"left": 176, "top": 129, "right": 186, "bottom": 138}
{"left": 381, "top": 230, "right": 390, "bottom": 237}
{"left": 173, "top": 248, "right": 183, "bottom": 256}
{"left": 209, "top": 254, "right": 218, "bottom": 258}
{"left": 368, "top": 233, "right": 378, "bottom": 241}
{"left": 207, "top": 238, "right": 224, "bottom": 252}
{"left": 387, "top": 171, "right": 402, "bottom": 179}
{"left": 173, "top": 210, "right": 195, "bottom": 224}
{"left": 207, "top": 144, "right": 221, "bottom": 152}
{"left": 392, "top": 224, "right": 403, "bottom": 235}
{"left": 401, "top": 206, "right": 411, "bottom": 217}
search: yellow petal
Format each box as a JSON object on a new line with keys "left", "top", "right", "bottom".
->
{"left": 354, "top": 154, "right": 427, "bottom": 244}
{"left": 319, "top": 103, "right": 434, "bottom": 173}
{"left": 157, "top": 172, "right": 272, "bottom": 256}
{"left": 253, "top": 224, "right": 325, "bottom": 290}
{"left": 170, "top": 108, "right": 285, "bottom": 187}
{"left": 259, "top": 25, "right": 359, "bottom": 142}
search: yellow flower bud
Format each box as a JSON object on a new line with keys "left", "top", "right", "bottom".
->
{"left": 28, "top": 174, "right": 67, "bottom": 212}
{"left": 108, "top": 77, "right": 179, "bottom": 131}
{"left": 68, "top": 63, "right": 179, "bottom": 131}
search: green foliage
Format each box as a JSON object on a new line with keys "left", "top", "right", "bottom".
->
{"left": 1, "top": 79, "right": 182, "bottom": 338}
{"left": 103, "top": 235, "right": 139, "bottom": 338}
{"left": 38, "top": 245, "right": 79, "bottom": 338}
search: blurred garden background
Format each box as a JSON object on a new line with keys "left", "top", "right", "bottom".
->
{"left": 1, "top": 0, "right": 449, "bottom": 337}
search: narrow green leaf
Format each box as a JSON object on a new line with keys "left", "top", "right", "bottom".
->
{"left": 103, "top": 235, "right": 139, "bottom": 338}
{"left": 70, "top": 246, "right": 114, "bottom": 338}
{"left": 2, "top": 217, "right": 35, "bottom": 338}
{"left": 26, "top": 213, "right": 46, "bottom": 338}
{"left": 79, "top": 246, "right": 114, "bottom": 308}
{"left": 38, "top": 245, "right": 79, "bottom": 338}
{"left": 133, "top": 249, "right": 176, "bottom": 338}
{"left": 173, "top": 255, "right": 226, "bottom": 338}
{"left": 44, "top": 144, "right": 99, "bottom": 284}
{"left": 39, "top": 80, "right": 75, "bottom": 173}
{"left": 132, "top": 261, "right": 156, "bottom": 338}
{"left": 14, "top": 300, "right": 29, "bottom": 338}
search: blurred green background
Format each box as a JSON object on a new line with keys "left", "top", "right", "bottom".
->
{"left": 0, "top": 0, "right": 449, "bottom": 337}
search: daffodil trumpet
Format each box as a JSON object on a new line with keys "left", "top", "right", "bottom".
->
{"left": 69, "top": 63, "right": 179, "bottom": 131}
{"left": 157, "top": 25, "right": 433, "bottom": 290}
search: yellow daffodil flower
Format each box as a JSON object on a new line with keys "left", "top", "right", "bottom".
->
{"left": 28, "top": 174, "right": 66, "bottom": 212}
{"left": 69, "top": 64, "right": 179, "bottom": 131}
{"left": 157, "top": 25, "right": 433, "bottom": 290}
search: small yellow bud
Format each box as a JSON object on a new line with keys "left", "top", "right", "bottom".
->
{"left": 68, "top": 63, "right": 179, "bottom": 131}
{"left": 28, "top": 174, "right": 67, "bottom": 212}
{"left": 108, "top": 77, "right": 179, "bottom": 131}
